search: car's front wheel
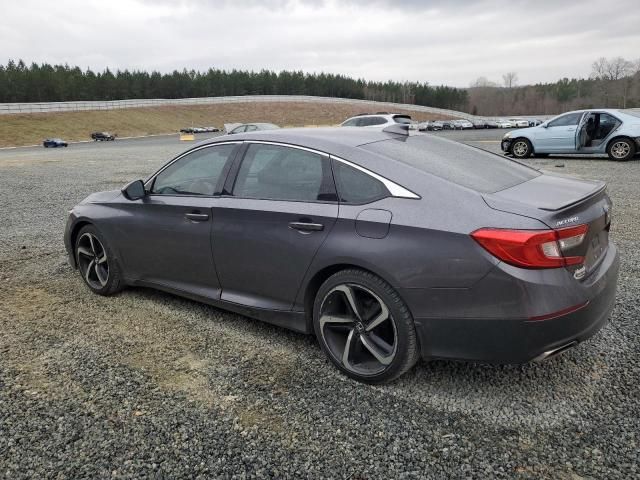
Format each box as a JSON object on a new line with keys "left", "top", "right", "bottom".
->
{"left": 511, "top": 138, "right": 533, "bottom": 159}
{"left": 313, "top": 269, "right": 419, "bottom": 384}
{"left": 607, "top": 138, "right": 636, "bottom": 161}
{"left": 75, "top": 225, "right": 123, "bottom": 296}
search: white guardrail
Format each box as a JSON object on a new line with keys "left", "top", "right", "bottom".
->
{"left": 3, "top": 95, "right": 614, "bottom": 120}
{"left": 0, "top": 95, "right": 477, "bottom": 119}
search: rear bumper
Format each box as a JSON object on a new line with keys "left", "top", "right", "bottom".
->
{"left": 410, "top": 244, "right": 619, "bottom": 364}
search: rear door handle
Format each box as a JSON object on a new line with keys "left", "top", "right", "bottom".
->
{"left": 288, "top": 221, "right": 324, "bottom": 232}
{"left": 185, "top": 213, "right": 209, "bottom": 222}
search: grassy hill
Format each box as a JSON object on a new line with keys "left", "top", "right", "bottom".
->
{"left": 0, "top": 101, "right": 456, "bottom": 148}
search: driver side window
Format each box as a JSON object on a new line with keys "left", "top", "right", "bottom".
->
{"left": 547, "top": 112, "right": 582, "bottom": 128}
{"left": 151, "top": 144, "right": 236, "bottom": 196}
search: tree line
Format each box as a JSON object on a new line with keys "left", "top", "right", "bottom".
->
{"left": 468, "top": 57, "right": 640, "bottom": 116}
{"left": 0, "top": 60, "right": 468, "bottom": 110}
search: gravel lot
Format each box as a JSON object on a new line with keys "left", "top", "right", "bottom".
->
{"left": 1, "top": 131, "right": 639, "bottom": 479}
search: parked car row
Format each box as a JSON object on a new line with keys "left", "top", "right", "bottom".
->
{"left": 180, "top": 126, "right": 220, "bottom": 134}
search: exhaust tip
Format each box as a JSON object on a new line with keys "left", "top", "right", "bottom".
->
{"left": 534, "top": 341, "right": 578, "bottom": 362}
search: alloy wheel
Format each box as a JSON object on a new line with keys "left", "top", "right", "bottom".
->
{"left": 611, "top": 141, "right": 630, "bottom": 159}
{"left": 513, "top": 141, "right": 529, "bottom": 157}
{"left": 319, "top": 283, "right": 397, "bottom": 376}
{"left": 77, "top": 232, "right": 109, "bottom": 289}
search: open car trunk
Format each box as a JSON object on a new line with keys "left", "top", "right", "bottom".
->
{"left": 483, "top": 173, "right": 612, "bottom": 278}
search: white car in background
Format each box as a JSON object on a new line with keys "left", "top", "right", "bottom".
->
{"left": 509, "top": 118, "right": 530, "bottom": 128}
{"left": 496, "top": 119, "right": 514, "bottom": 128}
{"left": 453, "top": 119, "right": 474, "bottom": 130}
{"left": 340, "top": 113, "right": 412, "bottom": 128}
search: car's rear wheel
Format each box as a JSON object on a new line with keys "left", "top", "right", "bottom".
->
{"left": 313, "top": 269, "right": 419, "bottom": 384}
{"left": 511, "top": 138, "right": 533, "bottom": 159}
{"left": 607, "top": 138, "right": 635, "bottom": 161}
{"left": 75, "top": 225, "right": 123, "bottom": 296}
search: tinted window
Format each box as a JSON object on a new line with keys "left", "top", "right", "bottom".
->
{"left": 231, "top": 126, "right": 246, "bottom": 134}
{"left": 361, "top": 117, "right": 387, "bottom": 126}
{"left": 342, "top": 118, "right": 359, "bottom": 126}
{"left": 547, "top": 112, "right": 583, "bottom": 127}
{"left": 152, "top": 144, "right": 235, "bottom": 195}
{"left": 233, "top": 144, "right": 335, "bottom": 202}
{"left": 393, "top": 115, "right": 412, "bottom": 124}
{"left": 333, "top": 160, "right": 389, "bottom": 203}
{"left": 361, "top": 136, "right": 539, "bottom": 193}
{"left": 245, "top": 125, "right": 258, "bottom": 132}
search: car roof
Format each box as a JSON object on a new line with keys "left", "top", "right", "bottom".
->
{"left": 201, "top": 127, "right": 403, "bottom": 153}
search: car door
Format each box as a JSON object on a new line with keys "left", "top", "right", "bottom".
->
{"left": 534, "top": 112, "right": 585, "bottom": 152}
{"left": 113, "top": 142, "right": 240, "bottom": 299}
{"left": 211, "top": 142, "right": 339, "bottom": 310}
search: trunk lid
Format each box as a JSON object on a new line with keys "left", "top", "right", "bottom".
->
{"left": 484, "top": 173, "right": 612, "bottom": 278}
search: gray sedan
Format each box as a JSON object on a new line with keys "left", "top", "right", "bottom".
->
{"left": 64, "top": 126, "right": 619, "bottom": 383}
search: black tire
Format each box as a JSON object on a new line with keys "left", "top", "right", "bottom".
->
{"left": 607, "top": 138, "right": 636, "bottom": 161}
{"left": 313, "top": 269, "right": 419, "bottom": 384}
{"left": 511, "top": 137, "right": 533, "bottom": 159}
{"left": 75, "top": 224, "right": 123, "bottom": 296}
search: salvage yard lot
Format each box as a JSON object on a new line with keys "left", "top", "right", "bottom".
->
{"left": 0, "top": 131, "right": 638, "bottom": 479}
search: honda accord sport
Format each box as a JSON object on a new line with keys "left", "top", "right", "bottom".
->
{"left": 64, "top": 126, "right": 620, "bottom": 383}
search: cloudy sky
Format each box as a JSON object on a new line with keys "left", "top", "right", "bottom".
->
{"left": 2, "top": 0, "right": 639, "bottom": 87}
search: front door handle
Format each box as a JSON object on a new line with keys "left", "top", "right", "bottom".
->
{"left": 288, "top": 221, "right": 324, "bottom": 232}
{"left": 185, "top": 213, "right": 209, "bottom": 222}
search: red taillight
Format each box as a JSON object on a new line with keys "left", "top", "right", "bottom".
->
{"left": 471, "top": 224, "right": 588, "bottom": 269}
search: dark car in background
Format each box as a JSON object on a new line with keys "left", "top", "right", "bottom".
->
{"left": 43, "top": 138, "right": 68, "bottom": 148}
{"left": 91, "top": 132, "right": 115, "bottom": 141}
{"left": 64, "top": 126, "right": 619, "bottom": 384}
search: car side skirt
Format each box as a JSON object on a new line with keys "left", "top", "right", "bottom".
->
{"left": 128, "top": 279, "right": 310, "bottom": 334}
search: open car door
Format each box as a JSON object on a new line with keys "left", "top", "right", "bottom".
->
{"left": 576, "top": 112, "right": 589, "bottom": 150}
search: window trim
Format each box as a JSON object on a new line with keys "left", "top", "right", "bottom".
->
{"left": 145, "top": 141, "right": 242, "bottom": 198}
{"left": 330, "top": 155, "right": 420, "bottom": 200}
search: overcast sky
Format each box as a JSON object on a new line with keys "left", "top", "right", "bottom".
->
{"left": 2, "top": 0, "right": 639, "bottom": 87}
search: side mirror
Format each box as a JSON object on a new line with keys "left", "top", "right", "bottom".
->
{"left": 122, "top": 179, "right": 146, "bottom": 200}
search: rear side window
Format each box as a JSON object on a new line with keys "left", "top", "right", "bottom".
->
{"left": 332, "top": 160, "right": 389, "bottom": 204}
{"left": 233, "top": 144, "right": 336, "bottom": 202}
{"left": 361, "top": 117, "right": 387, "bottom": 126}
{"left": 361, "top": 136, "right": 539, "bottom": 193}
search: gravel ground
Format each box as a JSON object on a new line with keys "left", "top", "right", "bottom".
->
{"left": 0, "top": 131, "right": 639, "bottom": 479}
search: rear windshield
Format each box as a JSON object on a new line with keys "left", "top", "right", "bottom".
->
{"left": 392, "top": 115, "right": 412, "bottom": 124}
{"left": 360, "top": 136, "right": 540, "bottom": 193}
